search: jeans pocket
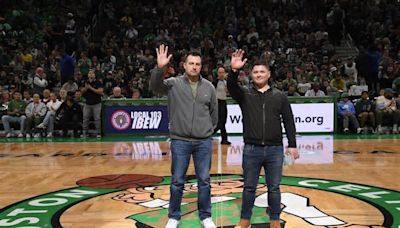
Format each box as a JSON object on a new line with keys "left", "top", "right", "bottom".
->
{"left": 243, "top": 144, "right": 253, "bottom": 155}
{"left": 270, "top": 145, "right": 283, "bottom": 153}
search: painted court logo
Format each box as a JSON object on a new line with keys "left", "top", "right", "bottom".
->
{"left": 111, "top": 110, "right": 131, "bottom": 130}
{"left": 0, "top": 174, "right": 399, "bottom": 227}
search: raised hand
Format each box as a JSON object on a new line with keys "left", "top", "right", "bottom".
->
{"left": 230, "top": 49, "right": 248, "bottom": 71}
{"left": 156, "top": 44, "right": 172, "bottom": 69}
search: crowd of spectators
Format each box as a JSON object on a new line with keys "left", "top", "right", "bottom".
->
{"left": 0, "top": 0, "right": 399, "bottom": 137}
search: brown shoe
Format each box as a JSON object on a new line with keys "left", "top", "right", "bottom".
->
{"left": 234, "top": 219, "right": 251, "bottom": 228}
{"left": 270, "top": 220, "right": 280, "bottom": 228}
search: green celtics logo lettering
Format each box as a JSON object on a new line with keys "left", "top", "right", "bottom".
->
{"left": 0, "top": 174, "right": 399, "bottom": 227}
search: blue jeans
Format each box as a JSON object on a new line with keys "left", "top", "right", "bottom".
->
{"left": 169, "top": 138, "right": 212, "bottom": 221}
{"left": 41, "top": 111, "right": 55, "bottom": 133}
{"left": 240, "top": 144, "right": 284, "bottom": 221}
{"left": 1, "top": 115, "right": 26, "bottom": 133}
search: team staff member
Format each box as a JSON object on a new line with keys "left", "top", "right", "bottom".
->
{"left": 213, "top": 66, "right": 231, "bottom": 145}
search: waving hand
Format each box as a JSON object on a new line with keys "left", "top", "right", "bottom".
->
{"left": 156, "top": 44, "right": 172, "bottom": 69}
{"left": 230, "top": 49, "right": 248, "bottom": 71}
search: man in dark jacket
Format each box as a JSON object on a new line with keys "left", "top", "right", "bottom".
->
{"left": 355, "top": 91, "right": 375, "bottom": 132}
{"left": 81, "top": 69, "right": 103, "bottom": 138}
{"left": 150, "top": 44, "right": 218, "bottom": 228}
{"left": 56, "top": 94, "right": 82, "bottom": 137}
{"left": 227, "top": 49, "right": 299, "bottom": 228}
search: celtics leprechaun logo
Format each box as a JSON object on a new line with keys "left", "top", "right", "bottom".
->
{"left": 0, "top": 174, "right": 399, "bottom": 227}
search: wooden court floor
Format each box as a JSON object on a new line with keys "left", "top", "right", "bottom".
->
{"left": 0, "top": 135, "right": 399, "bottom": 228}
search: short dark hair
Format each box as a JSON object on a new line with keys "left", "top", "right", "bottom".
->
{"left": 251, "top": 60, "right": 270, "bottom": 70}
{"left": 361, "top": 91, "right": 368, "bottom": 95}
{"left": 185, "top": 51, "right": 202, "bottom": 62}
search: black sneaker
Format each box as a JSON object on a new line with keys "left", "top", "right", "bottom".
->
{"left": 221, "top": 140, "right": 231, "bottom": 145}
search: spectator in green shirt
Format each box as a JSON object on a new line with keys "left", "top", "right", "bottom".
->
{"left": 1, "top": 91, "right": 27, "bottom": 138}
{"left": 77, "top": 52, "right": 92, "bottom": 77}
{"left": 282, "top": 71, "right": 297, "bottom": 91}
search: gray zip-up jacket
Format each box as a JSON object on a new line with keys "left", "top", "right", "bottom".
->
{"left": 25, "top": 101, "right": 47, "bottom": 118}
{"left": 150, "top": 67, "right": 218, "bottom": 140}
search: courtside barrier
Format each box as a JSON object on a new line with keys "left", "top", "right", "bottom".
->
{"left": 102, "top": 97, "right": 337, "bottom": 136}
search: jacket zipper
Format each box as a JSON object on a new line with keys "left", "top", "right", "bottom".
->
{"left": 262, "top": 101, "right": 265, "bottom": 145}
{"left": 189, "top": 80, "right": 199, "bottom": 137}
{"left": 190, "top": 99, "right": 195, "bottom": 137}
{"left": 260, "top": 91, "right": 267, "bottom": 145}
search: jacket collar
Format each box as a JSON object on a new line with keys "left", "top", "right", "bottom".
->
{"left": 183, "top": 73, "right": 202, "bottom": 83}
{"left": 250, "top": 83, "right": 272, "bottom": 93}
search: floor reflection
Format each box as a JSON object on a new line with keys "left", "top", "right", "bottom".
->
{"left": 226, "top": 135, "right": 334, "bottom": 165}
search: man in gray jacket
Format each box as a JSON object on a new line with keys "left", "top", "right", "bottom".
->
{"left": 151, "top": 44, "right": 218, "bottom": 228}
{"left": 25, "top": 93, "right": 47, "bottom": 138}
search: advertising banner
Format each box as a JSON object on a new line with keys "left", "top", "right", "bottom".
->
{"left": 226, "top": 103, "right": 335, "bottom": 133}
{"left": 104, "top": 106, "right": 169, "bottom": 134}
{"left": 104, "top": 102, "right": 334, "bottom": 135}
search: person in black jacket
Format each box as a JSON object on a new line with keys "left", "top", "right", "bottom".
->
{"left": 227, "top": 49, "right": 299, "bottom": 228}
{"left": 56, "top": 94, "right": 82, "bottom": 137}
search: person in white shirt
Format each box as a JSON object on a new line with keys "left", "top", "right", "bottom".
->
{"left": 297, "top": 77, "right": 312, "bottom": 96}
{"left": 65, "top": 13, "right": 76, "bottom": 35}
{"left": 37, "top": 93, "right": 62, "bottom": 137}
{"left": 213, "top": 67, "right": 231, "bottom": 145}
{"left": 246, "top": 27, "right": 259, "bottom": 44}
{"left": 375, "top": 88, "right": 399, "bottom": 134}
{"left": 109, "top": 86, "right": 126, "bottom": 99}
{"left": 125, "top": 25, "right": 138, "bottom": 40}
{"left": 342, "top": 56, "right": 358, "bottom": 83}
{"left": 42, "top": 89, "right": 51, "bottom": 104}
{"left": 61, "top": 79, "right": 79, "bottom": 93}
{"left": 305, "top": 83, "right": 326, "bottom": 97}
{"left": 33, "top": 67, "right": 48, "bottom": 94}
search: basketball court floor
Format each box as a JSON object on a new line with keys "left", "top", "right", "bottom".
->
{"left": 0, "top": 134, "right": 399, "bottom": 227}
